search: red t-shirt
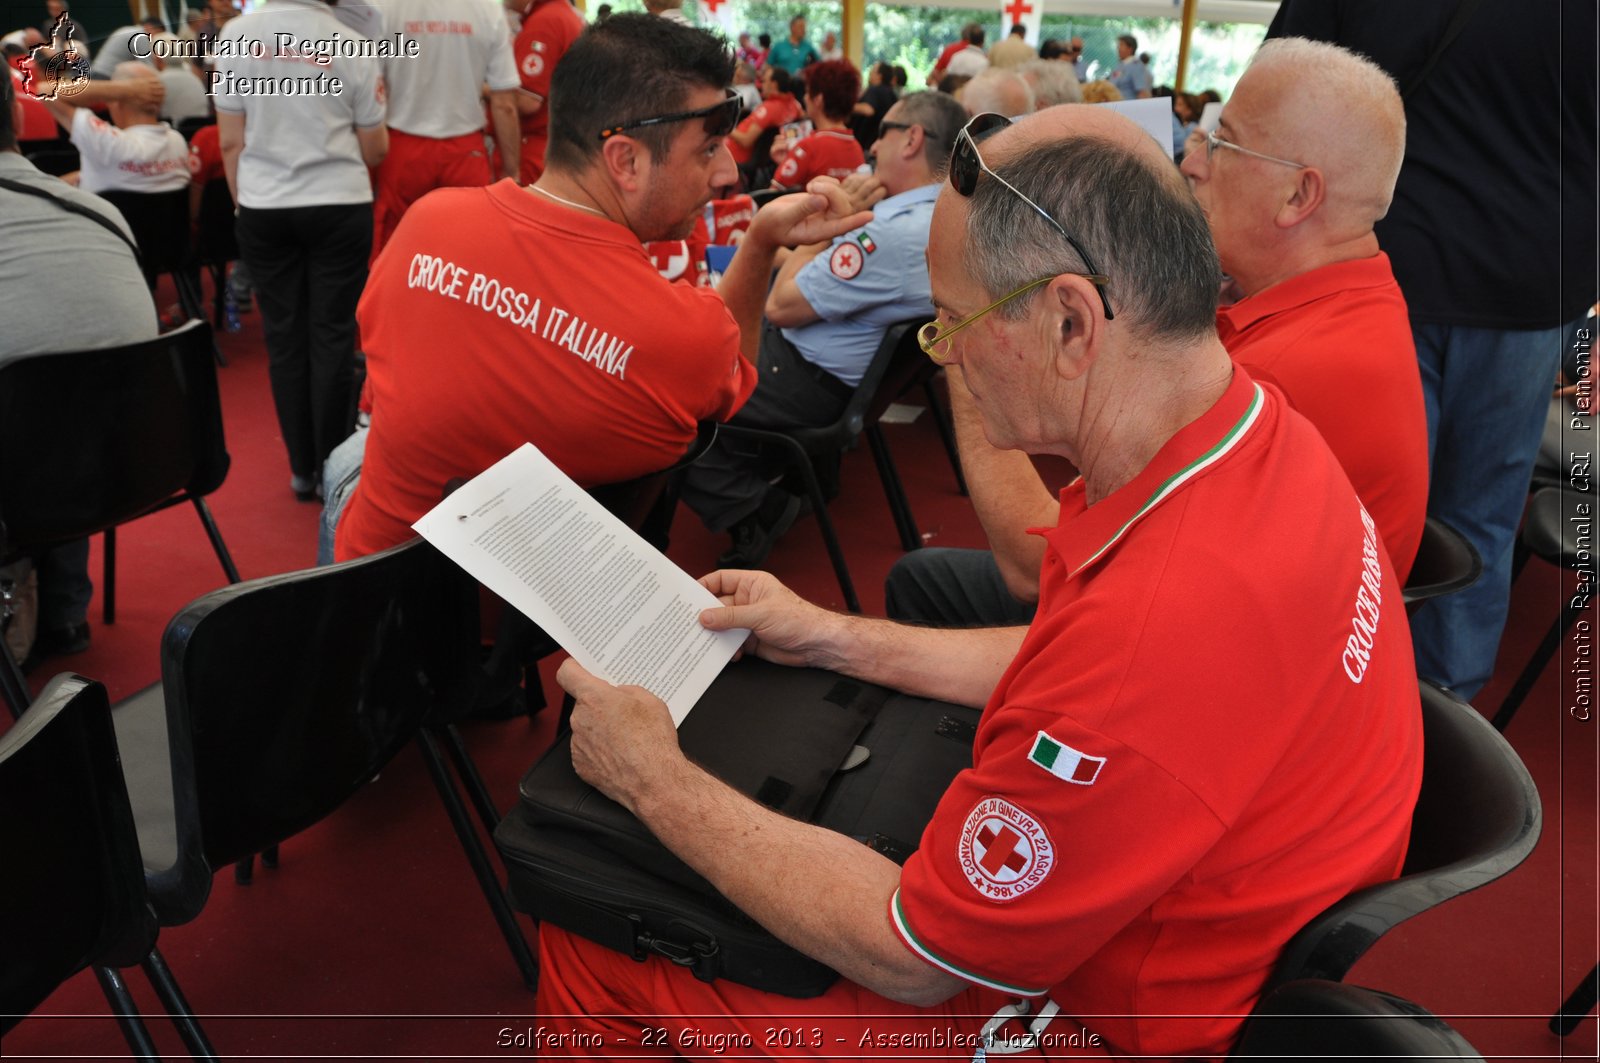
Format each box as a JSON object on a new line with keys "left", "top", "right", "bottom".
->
{"left": 771, "top": 129, "right": 864, "bottom": 189}
{"left": 930, "top": 38, "right": 968, "bottom": 80}
{"left": 513, "top": 0, "right": 585, "bottom": 141}
{"left": 1218, "top": 252, "right": 1428, "bottom": 581}
{"left": 725, "top": 94, "right": 802, "bottom": 166}
{"left": 334, "top": 181, "right": 758, "bottom": 561}
{"left": 891, "top": 370, "right": 1423, "bottom": 1058}
{"left": 187, "top": 124, "right": 223, "bottom": 185}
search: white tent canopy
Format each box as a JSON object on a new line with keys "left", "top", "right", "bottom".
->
{"left": 886, "top": 0, "right": 1281, "bottom": 25}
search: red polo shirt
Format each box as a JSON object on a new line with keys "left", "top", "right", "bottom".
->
{"left": 1217, "top": 252, "right": 1427, "bottom": 582}
{"left": 335, "top": 180, "right": 757, "bottom": 561}
{"left": 892, "top": 368, "right": 1423, "bottom": 1058}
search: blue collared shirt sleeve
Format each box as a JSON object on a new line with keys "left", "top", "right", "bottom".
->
{"left": 792, "top": 191, "right": 935, "bottom": 324}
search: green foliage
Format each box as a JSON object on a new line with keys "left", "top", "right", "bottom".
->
{"left": 684, "top": 2, "right": 1264, "bottom": 96}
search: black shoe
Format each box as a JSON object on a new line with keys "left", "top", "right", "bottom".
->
{"left": 20, "top": 621, "right": 90, "bottom": 672}
{"left": 717, "top": 490, "right": 802, "bottom": 569}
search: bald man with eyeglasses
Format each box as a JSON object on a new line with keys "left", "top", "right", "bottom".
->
{"left": 887, "top": 39, "right": 1428, "bottom": 628}
{"left": 533, "top": 102, "right": 1423, "bottom": 1060}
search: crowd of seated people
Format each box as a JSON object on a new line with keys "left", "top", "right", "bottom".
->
{"left": 4, "top": 5, "right": 1589, "bottom": 1058}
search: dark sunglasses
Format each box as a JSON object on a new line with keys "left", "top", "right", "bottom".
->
{"left": 950, "top": 113, "right": 1115, "bottom": 321}
{"left": 878, "top": 120, "right": 939, "bottom": 140}
{"left": 597, "top": 89, "right": 744, "bottom": 143}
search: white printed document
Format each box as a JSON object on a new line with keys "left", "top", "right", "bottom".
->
{"left": 412, "top": 444, "right": 747, "bottom": 725}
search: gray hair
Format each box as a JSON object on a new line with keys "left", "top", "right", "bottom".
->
{"left": 894, "top": 91, "right": 969, "bottom": 177}
{"left": 966, "top": 133, "right": 1220, "bottom": 341}
{"left": 1018, "top": 59, "right": 1082, "bottom": 107}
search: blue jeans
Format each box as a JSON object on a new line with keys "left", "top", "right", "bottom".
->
{"left": 1409, "top": 319, "right": 1579, "bottom": 699}
{"left": 317, "top": 426, "right": 368, "bottom": 565}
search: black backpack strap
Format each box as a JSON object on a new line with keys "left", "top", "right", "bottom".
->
{"left": 0, "top": 175, "right": 145, "bottom": 272}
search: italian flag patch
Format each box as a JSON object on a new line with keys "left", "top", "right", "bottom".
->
{"left": 856, "top": 232, "right": 877, "bottom": 254}
{"left": 1028, "top": 731, "right": 1105, "bottom": 785}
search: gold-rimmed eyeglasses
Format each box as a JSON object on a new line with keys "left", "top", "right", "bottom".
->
{"left": 917, "top": 271, "right": 1106, "bottom": 365}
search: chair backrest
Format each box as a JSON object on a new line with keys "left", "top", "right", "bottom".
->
{"left": 1230, "top": 979, "right": 1484, "bottom": 1059}
{"left": 144, "top": 538, "right": 480, "bottom": 925}
{"left": 194, "top": 178, "right": 239, "bottom": 266}
{"left": 1266, "top": 682, "right": 1541, "bottom": 989}
{"left": 0, "top": 320, "right": 228, "bottom": 555}
{"left": 838, "top": 318, "right": 931, "bottom": 439}
{"left": 97, "top": 188, "right": 191, "bottom": 275}
{"left": 1403, "top": 516, "right": 1483, "bottom": 608}
{"left": 0, "top": 674, "right": 156, "bottom": 1031}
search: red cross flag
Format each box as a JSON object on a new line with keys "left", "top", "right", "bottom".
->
{"left": 1001, "top": 0, "right": 1044, "bottom": 47}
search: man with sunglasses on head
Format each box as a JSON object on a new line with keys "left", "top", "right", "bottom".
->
{"left": 332, "top": 14, "right": 868, "bottom": 563}
{"left": 680, "top": 90, "right": 968, "bottom": 569}
{"left": 536, "top": 104, "right": 1422, "bottom": 1059}
{"left": 886, "top": 39, "right": 1427, "bottom": 628}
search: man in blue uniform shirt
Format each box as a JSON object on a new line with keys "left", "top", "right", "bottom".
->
{"left": 681, "top": 91, "right": 969, "bottom": 567}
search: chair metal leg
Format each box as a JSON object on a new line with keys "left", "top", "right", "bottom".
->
{"left": 2, "top": 640, "right": 29, "bottom": 721}
{"left": 191, "top": 499, "right": 241, "bottom": 584}
{"left": 866, "top": 424, "right": 921, "bottom": 552}
{"left": 415, "top": 730, "right": 539, "bottom": 991}
{"left": 209, "top": 264, "right": 226, "bottom": 330}
{"left": 1551, "top": 961, "right": 1598, "bottom": 1036}
{"left": 437, "top": 723, "right": 504, "bottom": 836}
{"left": 261, "top": 845, "right": 278, "bottom": 868}
{"left": 93, "top": 964, "right": 163, "bottom": 1061}
{"left": 1492, "top": 601, "right": 1582, "bottom": 732}
{"left": 780, "top": 439, "right": 859, "bottom": 613}
{"left": 141, "top": 947, "right": 220, "bottom": 1061}
{"left": 922, "top": 378, "right": 968, "bottom": 496}
{"left": 234, "top": 854, "right": 254, "bottom": 885}
{"left": 103, "top": 526, "right": 117, "bottom": 625}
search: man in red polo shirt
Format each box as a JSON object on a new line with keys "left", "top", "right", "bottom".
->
{"left": 886, "top": 40, "right": 1427, "bottom": 627}
{"left": 534, "top": 105, "right": 1423, "bottom": 1058}
{"left": 333, "top": 15, "right": 869, "bottom": 561}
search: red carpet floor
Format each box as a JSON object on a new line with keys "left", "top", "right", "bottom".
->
{"left": 4, "top": 292, "right": 1596, "bottom": 1060}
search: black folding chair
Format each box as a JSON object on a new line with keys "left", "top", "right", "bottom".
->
{"left": 105, "top": 538, "right": 523, "bottom": 1002}
{"left": 98, "top": 188, "right": 207, "bottom": 324}
{"left": 1402, "top": 515, "right": 1482, "bottom": 609}
{"left": 1230, "top": 979, "right": 1483, "bottom": 1060}
{"left": 193, "top": 178, "right": 240, "bottom": 333}
{"left": 716, "top": 319, "right": 932, "bottom": 612}
{"left": 1, "top": 673, "right": 216, "bottom": 1060}
{"left": 0, "top": 320, "right": 240, "bottom": 717}
{"left": 1266, "top": 682, "right": 1541, "bottom": 991}
{"left": 1494, "top": 486, "right": 1595, "bottom": 732}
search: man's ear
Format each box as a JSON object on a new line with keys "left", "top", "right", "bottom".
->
{"left": 1046, "top": 273, "right": 1102, "bottom": 382}
{"left": 1275, "top": 165, "right": 1326, "bottom": 229}
{"left": 600, "top": 135, "right": 647, "bottom": 193}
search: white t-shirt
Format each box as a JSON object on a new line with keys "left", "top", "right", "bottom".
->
{"left": 212, "top": 0, "right": 386, "bottom": 209}
{"left": 69, "top": 108, "right": 191, "bottom": 194}
{"left": 945, "top": 45, "right": 991, "bottom": 79}
{"left": 378, "top": 0, "right": 518, "bottom": 138}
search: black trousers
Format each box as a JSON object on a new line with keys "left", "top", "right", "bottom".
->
{"left": 679, "top": 322, "right": 852, "bottom": 533}
{"left": 236, "top": 203, "right": 371, "bottom": 481}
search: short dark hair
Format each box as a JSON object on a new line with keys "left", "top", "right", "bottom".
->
{"left": 967, "top": 26, "right": 986, "bottom": 47}
{"left": 768, "top": 65, "right": 795, "bottom": 95}
{"left": 803, "top": 58, "right": 859, "bottom": 121}
{"left": 546, "top": 14, "right": 734, "bottom": 171}
{"left": 1118, "top": 34, "right": 1138, "bottom": 51}
{"left": 893, "top": 91, "right": 967, "bottom": 177}
{"left": 1009, "top": 23, "right": 1026, "bottom": 37}
{"left": 1, "top": 69, "right": 16, "bottom": 152}
{"left": 758, "top": 32, "right": 771, "bottom": 48}
{"left": 1038, "top": 38, "right": 1067, "bottom": 60}
{"left": 966, "top": 135, "right": 1219, "bottom": 342}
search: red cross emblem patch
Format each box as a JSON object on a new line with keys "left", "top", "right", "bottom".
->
{"left": 829, "top": 241, "right": 864, "bottom": 279}
{"left": 959, "top": 797, "right": 1054, "bottom": 902}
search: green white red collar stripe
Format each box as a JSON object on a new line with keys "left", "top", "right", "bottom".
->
{"left": 1069, "top": 382, "right": 1265, "bottom": 578}
{"left": 890, "top": 890, "right": 1051, "bottom": 996}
